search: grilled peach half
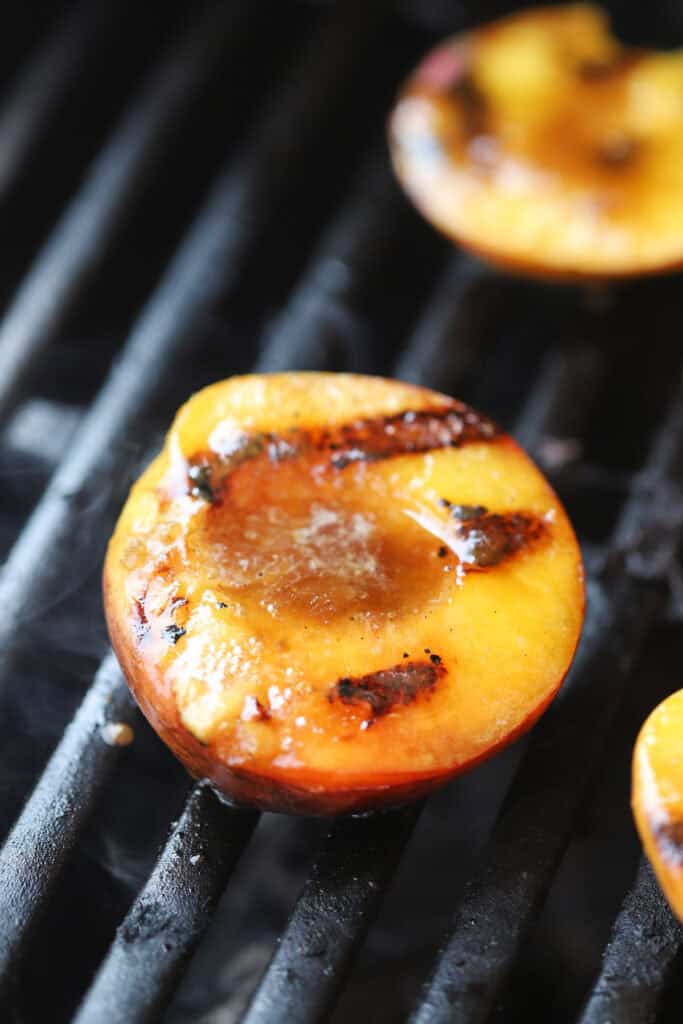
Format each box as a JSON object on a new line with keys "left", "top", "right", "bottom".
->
{"left": 633, "top": 690, "right": 683, "bottom": 920}
{"left": 104, "top": 373, "right": 584, "bottom": 815}
{"left": 389, "top": 4, "right": 683, "bottom": 279}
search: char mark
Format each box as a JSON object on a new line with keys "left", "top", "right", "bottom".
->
{"left": 188, "top": 461, "right": 217, "bottom": 503}
{"left": 654, "top": 819, "right": 683, "bottom": 867}
{"left": 163, "top": 623, "right": 186, "bottom": 645}
{"left": 326, "top": 406, "right": 497, "bottom": 469}
{"left": 449, "top": 73, "right": 488, "bottom": 139}
{"left": 132, "top": 598, "right": 149, "bottom": 644}
{"left": 577, "top": 49, "right": 642, "bottom": 82}
{"left": 596, "top": 136, "right": 639, "bottom": 169}
{"left": 183, "top": 403, "right": 498, "bottom": 500}
{"left": 439, "top": 500, "right": 487, "bottom": 521}
{"left": 186, "top": 436, "right": 267, "bottom": 502}
{"left": 453, "top": 511, "right": 547, "bottom": 568}
{"left": 329, "top": 660, "right": 444, "bottom": 724}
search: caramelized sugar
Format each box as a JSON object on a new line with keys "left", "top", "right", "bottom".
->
{"left": 329, "top": 659, "right": 446, "bottom": 724}
{"left": 198, "top": 456, "right": 448, "bottom": 624}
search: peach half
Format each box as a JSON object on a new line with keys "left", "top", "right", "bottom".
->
{"left": 633, "top": 690, "right": 683, "bottom": 921}
{"left": 389, "top": 4, "right": 683, "bottom": 279}
{"left": 104, "top": 373, "right": 584, "bottom": 814}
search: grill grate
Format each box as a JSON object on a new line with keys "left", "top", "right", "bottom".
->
{"left": 0, "top": 5, "right": 108, "bottom": 202}
{"left": 578, "top": 859, "right": 682, "bottom": 1024}
{"left": 0, "top": 2, "right": 682, "bottom": 1022}
{"left": 0, "top": 1, "right": 262, "bottom": 423}
{"left": 0, "top": 654, "right": 136, "bottom": 994}
{"left": 74, "top": 785, "right": 259, "bottom": 1024}
{"left": 243, "top": 806, "right": 421, "bottom": 1024}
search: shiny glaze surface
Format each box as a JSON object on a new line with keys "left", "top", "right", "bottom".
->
{"left": 104, "top": 373, "right": 584, "bottom": 814}
{"left": 389, "top": 4, "right": 683, "bottom": 278}
{"left": 633, "top": 689, "right": 683, "bottom": 920}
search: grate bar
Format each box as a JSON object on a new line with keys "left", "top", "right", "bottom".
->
{"left": 408, "top": 396, "right": 683, "bottom": 1024}
{"left": 578, "top": 858, "right": 683, "bottom": 1024}
{"left": 241, "top": 805, "right": 421, "bottom": 1024}
{"left": 395, "top": 254, "right": 491, "bottom": 388}
{"left": 0, "top": 0, "right": 390, "bottom": 700}
{"left": 73, "top": 784, "right": 258, "bottom": 1024}
{"left": 0, "top": 653, "right": 136, "bottom": 996}
{"left": 514, "top": 346, "right": 604, "bottom": 456}
{"left": 0, "top": 0, "right": 261, "bottom": 425}
{"left": 0, "top": 3, "right": 110, "bottom": 202}
{"left": 255, "top": 154, "right": 424, "bottom": 375}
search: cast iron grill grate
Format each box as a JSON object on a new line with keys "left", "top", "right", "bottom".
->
{"left": 0, "top": 1, "right": 682, "bottom": 1022}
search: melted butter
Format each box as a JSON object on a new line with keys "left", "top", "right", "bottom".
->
{"left": 197, "top": 457, "right": 447, "bottom": 624}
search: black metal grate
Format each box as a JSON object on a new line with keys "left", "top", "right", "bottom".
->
{"left": 0, "top": 2, "right": 682, "bottom": 1022}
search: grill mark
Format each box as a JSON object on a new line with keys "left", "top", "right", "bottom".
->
{"left": 133, "top": 587, "right": 188, "bottom": 648}
{"left": 439, "top": 500, "right": 487, "bottom": 521}
{"left": 653, "top": 819, "right": 683, "bottom": 867}
{"left": 188, "top": 463, "right": 216, "bottom": 503}
{"left": 184, "top": 436, "right": 268, "bottom": 503}
{"left": 329, "top": 660, "right": 445, "bottom": 725}
{"left": 449, "top": 73, "right": 488, "bottom": 140}
{"left": 132, "top": 598, "right": 149, "bottom": 644}
{"left": 577, "top": 49, "right": 643, "bottom": 82}
{"left": 596, "top": 136, "right": 639, "bottom": 169}
{"left": 163, "top": 624, "right": 186, "bottom": 645}
{"left": 182, "top": 404, "right": 498, "bottom": 500}
{"left": 326, "top": 407, "right": 496, "bottom": 468}
{"left": 452, "top": 511, "right": 547, "bottom": 568}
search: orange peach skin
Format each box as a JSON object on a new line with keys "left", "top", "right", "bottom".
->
{"left": 633, "top": 690, "right": 683, "bottom": 920}
{"left": 104, "top": 373, "right": 585, "bottom": 815}
{"left": 389, "top": 5, "right": 683, "bottom": 281}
